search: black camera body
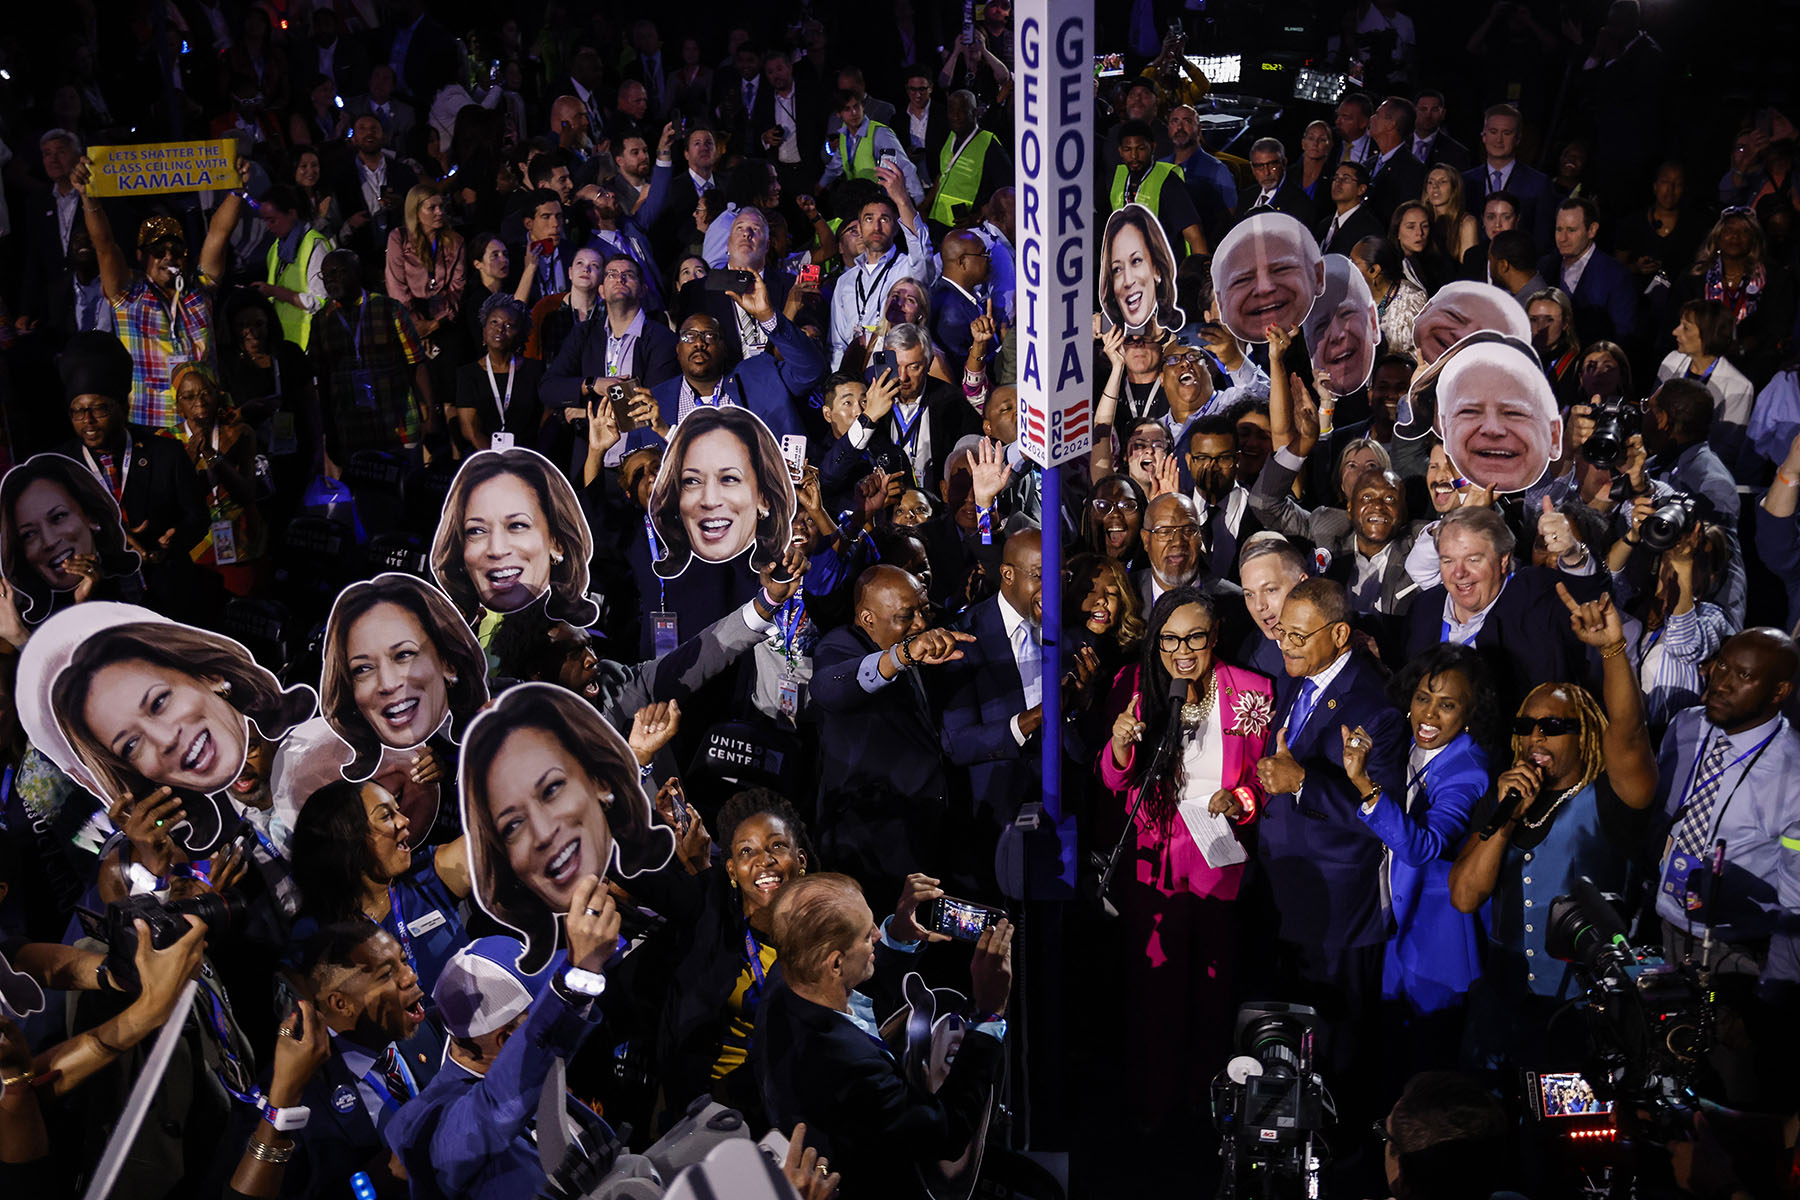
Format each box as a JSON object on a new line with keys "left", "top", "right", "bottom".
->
{"left": 101, "top": 889, "right": 243, "bottom": 993}
{"left": 1639, "top": 492, "right": 1699, "bottom": 553}
{"left": 1581, "top": 397, "right": 1641, "bottom": 468}
{"left": 1211, "top": 1002, "right": 1330, "bottom": 1197}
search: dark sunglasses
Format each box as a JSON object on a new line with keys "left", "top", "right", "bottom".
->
{"left": 1512, "top": 715, "right": 1580, "bottom": 737}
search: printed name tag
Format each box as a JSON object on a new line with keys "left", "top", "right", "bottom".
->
{"left": 408, "top": 909, "right": 447, "bottom": 937}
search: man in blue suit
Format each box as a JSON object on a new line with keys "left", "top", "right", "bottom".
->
{"left": 387, "top": 890, "right": 631, "bottom": 1200}
{"left": 1539, "top": 196, "right": 1639, "bottom": 344}
{"left": 241, "top": 920, "right": 445, "bottom": 1199}
{"left": 1461, "top": 103, "right": 1556, "bottom": 254}
{"left": 641, "top": 275, "right": 825, "bottom": 440}
{"left": 1252, "top": 577, "right": 1408, "bottom": 1081}
{"left": 929, "top": 229, "right": 988, "bottom": 365}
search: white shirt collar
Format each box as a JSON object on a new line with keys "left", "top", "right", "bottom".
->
{"left": 1305, "top": 650, "right": 1353, "bottom": 694}
{"left": 979, "top": 220, "right": 1011, "bottom": 248}
{"left": 998, "top": 592, "right": 1034, "bottom": 641}
{"left": 1702, "top": 712, "right": 1783, "bottom": 749}
{"left": 1442, "top": 575, "right": 1509, "bottom": 640}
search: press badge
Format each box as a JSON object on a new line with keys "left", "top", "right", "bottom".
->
{"left": 349, "top": 368, "right": 377, "bottom": 409}
{"left": 777, "top": 671, "right": 800, "bottom": 719}
{"left": 1660, "top": 850, "right": 1708, "bottom": 913}
{"left": 652, "top": 611, "right": 679, "bottom": 657}
{"left": 210, "top": 520, "right": 238, "bottom": 565}
{"left": 269, "top": 411, "right": 298, "bottom": 455}
{"left": 407, "top": 909, "right": 447, "bottom": 938}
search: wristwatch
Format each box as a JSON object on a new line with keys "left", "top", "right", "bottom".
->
{"left": 262, "top": 1103, "right": 312, "bottom": 1132}
{"left": 560, "top": 966, "right": 608, "bottom": 999}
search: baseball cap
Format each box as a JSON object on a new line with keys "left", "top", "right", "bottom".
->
{"left": 433, "top": 936, "right": 538, "bottom": 1039}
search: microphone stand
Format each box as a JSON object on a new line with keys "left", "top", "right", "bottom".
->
{"left": 1091, "top": 680, "right": 1189, "bottom": 917}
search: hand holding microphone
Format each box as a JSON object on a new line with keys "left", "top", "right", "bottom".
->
{"left": 1479, "top": 759, "right": 1544, "bottom": 840}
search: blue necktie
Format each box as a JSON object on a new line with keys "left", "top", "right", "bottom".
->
{"left": 1285, "top": 678, "right": 1319, "bottom": 742}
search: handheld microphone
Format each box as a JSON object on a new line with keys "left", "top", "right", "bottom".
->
{"left": 1479, "top": 784, "right": 1528, "bottom": 840}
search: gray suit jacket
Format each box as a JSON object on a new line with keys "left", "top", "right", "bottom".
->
{"left": 1247, "top": 449, "right": 1423, "bottom": 616}
{"left": 599, "top": 602, "right": 767, "bottom": 732}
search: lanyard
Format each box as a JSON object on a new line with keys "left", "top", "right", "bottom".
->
{"left": 776, "top": 596, "right": 805, "bottom": 666}
{"left": 426, "top": 235, "right": 440, "bottom": 291}
{"left": 644, "top": 512, "right": 667, "bottom": 609}
{"left": 854, "top": 251, "right": 901, "bottom": 324}
{"left": 387, "top": 883, "right": 419, "bottom": 978}
{"left": 1677, "top": 726, "right": 1780, "bottom": 838}
{"left": 892, "top": 401, "right": 924, "bottom": 452}
{"left": 338, "top": 301, "right": 370, "bottom": 357}
{"left": 358, "top": 1054, "right": 414, "bottom": 1112}
{"left": 483, "top": 355, "right": 517, "bottom": 423}
{"left": 1126, "top": 379, "right": 1162, "bottom": 422}
{"left": 196, "top": 979, "right": 263, "bottom": 1106}
{"left": 1440, "top": 617, "right": 1476, "bottom": 647}
{"left": 1688, "top": 357, "right": 1720, "bottom": 381}
{"left": 82, "top": 434, "right": 135, "bottom": 504}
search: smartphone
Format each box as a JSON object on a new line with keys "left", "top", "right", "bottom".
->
{"left": 1094, "top": 53, "right": 1125, "bottom": 79}
{"left": 606, "top": 377, "right": 640, "bottom": 432}
{"left": 704, "top": 268, "right": 757, "bottom": 293}
{"left": 798, "top": 263, "right": 821, "bottom": 287}
{"left": 488, "top": 431, "right": 515, "bottom": 451}
{"left": 780, "top": 435, "right": 807, "bottom": 483}
{"left": 922, "top": 896, "right": 1003, "bottom": 943}
{"left": 273, "top": 975, "right": 303, "bottom": 1038}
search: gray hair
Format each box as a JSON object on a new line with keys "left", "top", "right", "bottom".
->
{"left": 40, "top": 127, "right": 83, "bottom": 155}
{"left": 884, "top": 321, "right": 928, "bottom": 353}
{"left": 1239, "top": 533, "right": 1310, "bottom": 579}
{"left": 1250, "top": 137, "right": 1286, "bottom": 162}
{"left": 1437, "top": 505, "right": 1516, "bottom": 562}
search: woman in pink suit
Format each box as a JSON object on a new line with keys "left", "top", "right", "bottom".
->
{"left": 1096, "top": 586, "right": 1275, "bottom": 1124}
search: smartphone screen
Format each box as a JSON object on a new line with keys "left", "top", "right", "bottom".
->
{"left": 931, "top": 897, "right": 1001, "bottom": 942}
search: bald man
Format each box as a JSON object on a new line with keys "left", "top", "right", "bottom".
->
{"left": 930, "top": 229, "right": 991, "bottom": 363}
{"left": 811, "top": 566, "right": 975, "bottom": 887}
{"left": 1654, "top": 628, "right": 1800, "bottom": 984}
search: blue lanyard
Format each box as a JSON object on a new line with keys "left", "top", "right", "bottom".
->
{"left": 388, "top": 883, "right": 418, "bottom": 978}
{"left": 644, "top": 512, "right": 667, "bottom": 610}
{"left": 743, "top": 927, "right": 769, "bottom": 1010}
{"left": 358, "top": 1056, "right": 415, "bottom": 1111}
{"left": 1680, "top": 727, "right": 1779, "bottom": 815}
{"left": 892, "top": 402, "right": 924, "bottom": 451}
{"left": 197, "top": 980, "right": 263, "bottom": 1106}
{"left": 776, "top": 597, "right": 805, "bottom": 658}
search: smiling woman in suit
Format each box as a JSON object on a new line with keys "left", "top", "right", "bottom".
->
{"left": 1096, "top": 586, "right": 1273, "bottom": 1124}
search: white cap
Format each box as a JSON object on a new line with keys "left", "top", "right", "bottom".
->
{"left": 433, "top": 936, "right": 537, "bottom": 1038}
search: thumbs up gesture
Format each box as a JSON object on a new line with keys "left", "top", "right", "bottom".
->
{"left": 1256, "top": 728, "right": 1307, "bottom": 794}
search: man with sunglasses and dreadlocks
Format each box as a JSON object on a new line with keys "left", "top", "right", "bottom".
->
{"left": 69, "top": 153, "right": 250, "bottom": 432}
{"left": 1446, "top": 581, "right": 1659, "bottom": 1071}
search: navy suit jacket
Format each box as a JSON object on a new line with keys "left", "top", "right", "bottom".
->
{"left": 942, "top": 596, "right": 1038, "bottom": 822}
{"left": 1463, "top": 162, "right": 1556, "bottom": 256}
{"left": 755, "top": 982, "right": 1002, "bottom": 1200}
{"left": 1541, "top": 248, "right": 1640, "bottom": 343}
{"left": 811, "top": 624, "right": 952, "bottom": 807}
{"left": 540, "top": 315, "right": 681, "bottom": 411}
{"left": 646, "top": 315, "right": 825, "bottom": 439}
{"left": 1255, "top": 651, "right": 1408, "bottom": 949}
{"left": 929, "top": 279, "right": 984, "bottom": 364}
{"left": 1235, "top": 178, "right": 1316, "bottom": 229}
{"left": 1419, "top": 132, "right": 1473, "bottom": 172}
{"left": 1401, "top": 565, "right": 1609, "bottom": 713}
{"left": 1367, "top": 149, "right": 1427, "bottom": 224}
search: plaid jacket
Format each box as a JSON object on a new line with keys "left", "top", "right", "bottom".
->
{"left": 307, "top": 293, "right": 427, "bottom": 455}
{"left": 113, "top": 273, "right": 217, "bottom": 429}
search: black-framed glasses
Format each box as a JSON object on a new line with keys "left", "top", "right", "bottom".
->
{"left": 1188, "top": 451, "right": 1236, "bottom": 469}
{"left": 1157, "top": 629, "right": 1213, "bottom": 652}
{"left": 1512, "top": 715, "right": 1580, "bottom": 737}
{"left": 1276, "top": 623, "right": 1336, "bottom": 649}
{"left": 1147, "top": 523, "right": 1199, "bottom": 542}
{"left": 1090, "top": 497, "right": 1139, "bottom": 514}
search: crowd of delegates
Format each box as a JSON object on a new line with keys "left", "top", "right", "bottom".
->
{"left": 0, "top": 3, "right": 1796, "bottom": 1200}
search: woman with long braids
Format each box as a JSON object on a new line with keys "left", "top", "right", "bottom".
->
{"left": 1096, "top": 586, "right": 1274, "bottom": 1125}
{"left": 1449, "top": 586, "right": 1658, "bottom": 1071}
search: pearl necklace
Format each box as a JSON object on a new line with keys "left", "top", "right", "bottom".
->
{"left": 1178, "top": 671, "right": 1218, "bottom": 731}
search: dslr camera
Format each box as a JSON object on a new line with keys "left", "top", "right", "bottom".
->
{"left": 1638, "top": 492, "right": 1699, "bottom": 554}
{"left": 1580, "top": 397, "right": 1641, "bottom": 469}
{"left": 100, "top": 889, "right": 246, "bottom": 992}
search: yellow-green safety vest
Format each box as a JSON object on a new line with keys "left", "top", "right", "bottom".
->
{"left": 835, "top": 120, "right": 895, "bottom": 183}
{"left": 929, "top": 129, "right": 999, "bottom": 227}
{"left": 1110, "top": 162, "right": 1188, "bottom": 258}
{"left": 265, "top": 228, "right": 330, "bottom": 350}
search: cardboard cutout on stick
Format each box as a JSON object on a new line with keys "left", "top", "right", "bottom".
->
{"left": 647, "top": 405, "right": 798, "bottom": 581}
{"left": 1303, "top": 255, "right": 1381, "bottom": 397}
{"left": 1099, "top": 203, "right": 1187, "bottom": 336}
{"left": 1411, "top": 281, "right": 1532, "bottom": 365}
{"left": 1210, "top": 211, "right": 1325, "bottom": 344}
{"left": 430, "top": 446, "right": 600, "bottom": 627}
{"left": 1397, "top": 332, "right": 1562, "bottom": 495}
{"left": 18, "top": 603, "right": 318, "bottom": 854}
{"left": 320, "top": 572, "right": 490, "bottom": 783}
{"left": 0, "top": 454, "right": 143, "bottom": 624}
{"left": 459, "top": 683, "right": 676, "bottom": 974}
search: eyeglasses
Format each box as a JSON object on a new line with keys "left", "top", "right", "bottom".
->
{"left": 144, "top": 240, "right": 187, "bottom": 259}
{"left": 1126, "top": 437, "right": 1170, "bottom": 454}
{"left": 1250, "top": 160, "right": 1283, "bottom": 172}
{"left": 906, "top": 84, "right": 933, "bottom": 93}
{"left": 956, "top": 249, "right": 990, "bottom": 260}
{"left": 1188, "top": 451, "right": 1236, "bottom": 469}
{"left": 678, "top": 330, "right": 722, "bottom": 344}
{"left": 1512, "top": 715, "right": 1580, "bottom": 737}
{"left": 69, "top": 404, "right": 112, "bottom": 421}
{"left": 1275, "top": 623, "right": 1337, "bottom": 648}
{"left": 1157, "top": 629, "right": 1213, "bottom": 652}
{"left": 1090, "top": 497, "right": 1139, "bottom": 514}
{"left": 1146, "top": 523, "right": 1199, "bottom": 542}
{"left": 603, "top": 269, "right": 640, "bottom": 282}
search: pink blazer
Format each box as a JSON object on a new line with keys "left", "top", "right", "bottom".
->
{"left": 1095, "top": 662, "right": 1275, "bottom": 901}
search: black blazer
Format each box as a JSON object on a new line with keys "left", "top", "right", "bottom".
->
{"left": 1235, "top": 178, "right": 1316, "bottom": 229}
{"left": 653, "top": 167, "right": 732, "bottom": 263}
{"left": 57, "top": 427, "right": 209, "bottom": 564}
{"left": 1316, "top": 204, "right": 1386, "bottom": 255}
{"left": 19, "top": 186, "right": 83, "bottom": 335}
{"left": 1462, "top": 162, "right": 1557, "bottom": 259}
{"left": 540, "top": 313, "right": 681, "bottom": 410}
{"left": 810, "top": 622, "right": 952, "bottom": 815}
{"left": 1367, "top": 149, "right": 1427, "bottom": 224}
{"left": 754, "top": 981, "right": 1002, "bottom": 1200}
{"left": 1400, "top": 565, "right": 1610, "bottom": 713}
{"left": 1418, "top": 131, "right": 1473, "bottom": 172}
{"left": 878, "top": 378, "right": 982, "bottom": 493}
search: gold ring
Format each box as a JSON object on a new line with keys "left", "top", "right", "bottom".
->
{"left": 817, "top": 1163, "right": 830, "bottom": 1176}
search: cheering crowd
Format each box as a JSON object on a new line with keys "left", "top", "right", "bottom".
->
{"left": 0, "top": 2, "right": 1797, "bottom": 1199}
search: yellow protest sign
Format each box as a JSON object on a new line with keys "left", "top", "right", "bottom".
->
{"left": 87, "top": 140, "right": 242, "bottom": 198}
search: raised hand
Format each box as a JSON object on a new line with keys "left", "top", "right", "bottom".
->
{"left": 969, "top": 299, "right": 998, "bottom": 356}
{"left": 904, "top": 627, "right": 977, "bottom": 666}
{"left": 1110, "top": 693, "right": 1145, "bottom": 768}
{"left": 969, "top": 437, "right": 1013, "bottom": 509}
{"left": 627, "top": 699, "right": 682, "bottom": 766}
{"left": 586, "top": 395, "right": 620, "bottom": 457}
{"left": 760, "top": 540, "right": 810, "bottom": 603}
{"left": 1556, "top": 582, "right": 1625, "bottom": 650}
{"left": 1146, "top": 448, "right": 1180, "bottom": 499}
{"left": 1339, "top": 723, "right": 1375, "bottom": 784}
{"left": 564, "top": 877, "right": 622, "bottom": 972}
{"left": 892, "top": 872, "right": 951, "bottom": 945}
{"left": 968, "top": 919, "right": 1014, "bottom": 1016}
{"left": 109, "top": 787, "right": 185, "bottom": 878}
{"left": 1537, "top": 495, "right": 1582, "bottom": 561}
{"left": 864, "top": 369, "right": 900, "bottom": 422}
